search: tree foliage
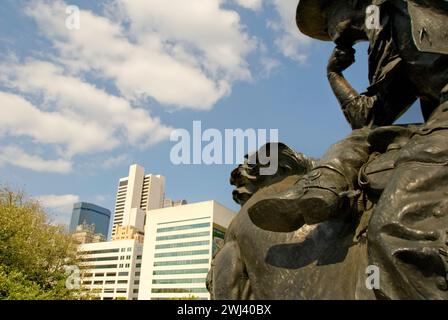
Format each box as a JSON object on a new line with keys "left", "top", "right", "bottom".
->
{"left": 0, "top": 187, "right": 86, "bottom": 300}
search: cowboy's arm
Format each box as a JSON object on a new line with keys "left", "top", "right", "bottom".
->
{"left": 327, "top": 47, "right": 377, "bottom": 129}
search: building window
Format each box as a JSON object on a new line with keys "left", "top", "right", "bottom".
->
{"left": 151, "top": 288, "right": 208, "bottom": 294}
{"left": 119, "top": 180, "right": 128, "bottom": 187}
{"left": 136, "top": 255, "right": 142, "bottom": 260}
{"left": 106, "top": 272, "right": 116, "bottom": 277}
{"left": 152, "top": 278, "right": 205, "bottom": 285}
{"left": 126, "top": 255, "right": 131, "bottom": 259}
{"left": 156, "top": 231, "right": 210, "bottom": 242}
{"left": 157, "top": 222, "right": 210, "bottom": 233}
{"left": 83, "top": 281, "right": 92, "bottom": 285}
{"left": 154, "top": 249, "right": 209, "bottom": 258}
{"left": 213, "top": 228, "right": 225, "bottom": 239}
{"left": 125, "top": 263, "right": 130, "bottom": 268}
{"left": 116, "top": 289, "right": 127, "bottom": 293}
{"left": 133, "top": 289, "right": 139, "bottom": 294}
{"left": 105, "top": 280, "right": 115, "bottom": 285}
{"left": 117, "top": 280, "right": 128, "bottom": 284}
{"left": 135, "top": 263, "right": 141, "bottom": 268}
{"left": 157, "top": 216, "right": 211, "bottom": 226}
{"left": 152, "top": 268, "right": 209, "bottom": 275}
{"left": 134, "top": 280, "right": 140, "bottom": 285}
{"left": 104, "top": 288, "right": 114, "bottom": 293}
{"left": 127, "top": 248, "right": 132, "bottom": 252}
{"left": 90, "top": 264, "right": 117, "bottom": 269}
{"left": 135, "top": 272, "right": 140, "bottom": 277}
{"left": 155, "top": 240, "right": 210, "bottom": 250}
{"left": 118, "top": 272, "right": 129, "bottom": 276}
{"left": 93, "top": 281, "right": 103, "bottom": 285}
{"left": 153, "top": 259, "right": 209, "bottom": 267}
{"left": 81, "top": 256, "right": 119, "bottom": 262}
{"left": 81, "top": 248, "right": 119, "bottom": 255}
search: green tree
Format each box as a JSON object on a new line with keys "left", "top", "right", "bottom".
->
{"left": 0, "top": 187, "right": 89, "bottom": 300}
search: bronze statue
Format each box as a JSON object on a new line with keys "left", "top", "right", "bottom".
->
{"left": 210, "top": 0, "right": 448, "bottom": 299}
{"left": 207, "top": 144, "right": 377, "bottom": 299}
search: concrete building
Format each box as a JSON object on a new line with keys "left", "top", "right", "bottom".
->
{"left": 112, "top": 164, "right": 165, "bottom": 238}
{"left": 69, "top": 202, "right": 111, "bottom": 239}
{"left": 163, "top": 198, "right": 188, "bottom": 208}
{"left": 78, "top": 239, "right": 143, "bottom": 300}
{"left": 138, "top": 201, "right": 236, "bottom": 300}
{"left": 72, "top": 221, "right": 106, "bottom": 244}
{"left": 112, "top": 225, "right": 145, "bottom": 243}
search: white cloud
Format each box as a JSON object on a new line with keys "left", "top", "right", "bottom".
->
{"left": 0, "top": 145, "right": 72, "bottom": 173}
{"left": 269, "top": 0, "right": 312, "bottom": 63}
{"left": 94, "top": 194, "right": 109, "bottom": 205}
{"left": 33, "top": 194, "right": 80, "bottom": 226}
{"left": 231, "top": 0, "right": 263, "bottom": 11}
{"left": 260, "top": 57, "right": 281, "bottom": 78}
{"left": 0, "top": 0, "right": 313, "bottom": 174}
{"left": 0, "top": 0, "right": 259, "bottom": 173}
{"left": 34, "top": 194, "right": 80, "bottom": 211}
{"left": 0, "top": 60, "right": 173, "bottom": 155}
{"left": 0, "top": 91, "right": 118, "bottom": 156}
{"left": 25, "top": 0, "right": 256, "bottom": 110}
{"left": 101, "top": 154, "right": 131, "bottom": 169}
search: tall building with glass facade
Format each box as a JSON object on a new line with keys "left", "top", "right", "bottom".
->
{"left": 138, "top": 201, "right": 236, "bottom": 300}
{"left": 69, "top": 202, "right": 111, "bottom": 239}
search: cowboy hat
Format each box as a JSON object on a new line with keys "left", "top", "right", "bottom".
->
{"left": 296, "top": 0, "right": 332, "bottom": 41}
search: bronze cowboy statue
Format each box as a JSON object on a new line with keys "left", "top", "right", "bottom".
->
{"left": 209, "top": 0, "right": 448, "bottom": 299}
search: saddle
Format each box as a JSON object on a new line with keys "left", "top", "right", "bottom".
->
{"left": 359, "top": 124, "right": 416, "bottom": 195}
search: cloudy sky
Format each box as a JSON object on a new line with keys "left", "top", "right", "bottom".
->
{"left": 0, "top": 0, "right": 423, "bottom": 226}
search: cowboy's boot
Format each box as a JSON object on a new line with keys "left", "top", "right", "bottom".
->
{"left": 248, "top": 166, "right": 355, "bottom": 232}
{"left": 248, "top": 128, "right": 371, "bottom": 232}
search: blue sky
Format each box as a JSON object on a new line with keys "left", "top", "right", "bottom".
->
{"left": 0, "top": 0, "right": 423, "bottom": 225}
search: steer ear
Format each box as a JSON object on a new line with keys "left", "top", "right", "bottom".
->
{"left": 265, "top": 142, "right": 315, "bottom": 176}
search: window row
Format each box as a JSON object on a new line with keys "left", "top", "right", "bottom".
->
{"left": 156, "top": 231, "right": 210, "bottom": 242}
{"left": 83, "top": 271, "right": 129, "bottom": 278}
{"left": 81, "top": 249, "right": 119, "bottom": 255}
{"left": 152, "top": 278, "right": 206, "bottom": 285}
{"left": 154, "top": 249, "right": 210, "bottom": 258}
{"left": 155, "top": 240, "right": 210, "bottom": 250}
{"left": 153, "top": 259, "right": 209, "bottom": 267}
{"left": 81, "top": 256, "right": 118, "bottom": 262}
{"left": 84, "top": 280, "right": 128, "bottom": 285}
{"left": 156, "top": 222, "right": 210, "bottom": 234}
{"left": 151, "top": 288, "right": 209, "bottom": 294}
{"left": 157, "top": 216, "right": 211, "bottom": 226}
{"left": 152, "top": 268, "right": 209, "bottom": 276}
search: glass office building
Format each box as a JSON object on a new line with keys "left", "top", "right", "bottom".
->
{"left": 138, "top": 201, "right": 235, "bottom": 300}
{"left": 69, "top": 202, "right": 112, "bottom": 239}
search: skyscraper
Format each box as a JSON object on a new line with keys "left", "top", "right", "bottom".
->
{"left": 72, "top": 221, "right": 106, "bottom": 244}
{"left": 69, "top": 202, "right": 111, "bottom": 239}
{"left": 138, "top": 201, "right": 236, "bottom": 300}
{"left": 111, "top": 164, "right": 165, "bottom": 238}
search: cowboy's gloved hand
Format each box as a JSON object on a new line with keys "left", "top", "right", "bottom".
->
{"left": 327, "top": 46, "right": 355, "bottom": 73}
